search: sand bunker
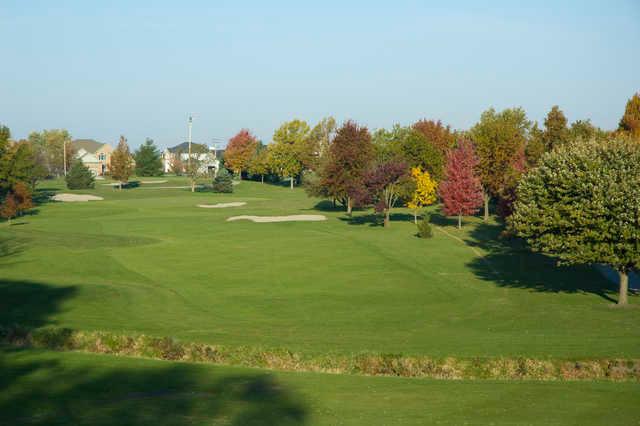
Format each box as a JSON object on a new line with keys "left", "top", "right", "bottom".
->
{"left": 141, "top": 180, "right": 168, "bottom": 184}
{"left": 198, "top": 202, "right": 247, "bottom": 209}
{"left": 227, "top": 215, "right": 326, "bottom": 223}
{"left": 51, "top": 193, "right": 104, "bottom": 202}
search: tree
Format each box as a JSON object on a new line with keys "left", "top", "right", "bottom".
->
{"left": 184, "top": 146, "right": 212, "bottom": 192}
{"left": 1, "top": 182, "right": 32, "bottom": 224}
{"left": 510, "top": 138, "right": 640, "bottom": 306}
{"left": 0, "top": 125, "right": 10, "bottom": 158}
{"left": 65, "top": 160, "right": 95, "bottom": 189}
{"left": 365, "top": 159, "right": 408, "bottom": 227}
{"left": 28, "top": 129, "right": 74, "bottom": 176}
{"left": 269, "top": 120, "right": 311, "bottom": 188}
{"left": 407, "top": 167, "right": 438, "bottom": 224}
{"left": 542, "top": 105, "right": 569, "bottom": 149}
{"left": 134, "top": 138, "right": 163, "bottom": 177}
{"left": 306, "top": 117, "right": 337, "bottom": 167}
{"left": 618, "top": 92, "right": 640, "bottom": 141}
{"left": 0, "top": 193, "right": 17, "bottom": 225}
{"left": 412, "top": 119, "right": 456, "bottom": 155}
{"left": 318, "top": 121, "right": 374, "bottom": 214}
{"left": 212, "top": 167, "right": 233, "bottom": 193}
{"left": 471, "top": 107, "right": 530, "bottom": 221}
{"left": 439, "top": 141, "right": 484, "bottom": 229}
{"left": 248, "top": 144, "right": 270, "bottom": 183}
{"left": 569, "top": 119, "right": 607, "bottom": 142}
{"left": 169, "top": 150, "right": 185, "bottom": 176}
{"left": 0, "top": 141, "right": 42, "bottom": 197}
{"left": 525, "top": 122, "right": 546, "bottom": 167}
{"left": 110, "top": 136, "right": 134, "bottom": 189}
{"left": 225, "top": 130, "right": 259, "bottom": 178}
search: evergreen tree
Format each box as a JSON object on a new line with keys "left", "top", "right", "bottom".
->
{"left": 65, "top": 160, "right": 95, "bottom": 189}
{"left": 134, "top": 138, "right": 163, "bottom": 177}
{"left": 510, "top": 138, "right": 640, "bottom": 305}
{"left": 212, "top": 167, "right": 233, "bottom": 193}
{"left": 542, "top": 105, "right": 569, "bottom": 149}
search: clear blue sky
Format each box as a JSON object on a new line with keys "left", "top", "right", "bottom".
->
{"left": 1, "top": 0, "right": 638, "bottom": 149}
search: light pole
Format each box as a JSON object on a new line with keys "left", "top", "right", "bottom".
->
{"left": 63, "top": 139, "right": 67, "bottom": 176}
{"left": 187, "top": 115, "right": 193, "bottom": 171}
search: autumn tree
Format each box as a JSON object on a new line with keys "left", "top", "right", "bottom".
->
{"left": 110, "top": 136, "right": 134, "bottom": 189}
{"left": 471, "top": 107, "right": 530, "bottom": 221}
{"left": 225, "top": 129, "right": 259, "bottom": 178}
{"left": 412, "top": 119, "right": 455, "bottom": 156}
{"left": 319, "top": 121, "right": 374, "bottom": 214}
{"left": 407, "top": 167, "right": 438, "bottom": 224}
{"left": 248, "top": 144, "right": 270, "bottom": 183}
{"left": 510, "top": 138, "right": 640, "bottom": 306}
{"left": 1, "top": 182, "right": 32, "bottom": 224}
{"left": 618, "top": 92, "right": 640, "bottom": 141}
{"left": 134, "top": 138, "right": 163, "bottom": 176}
{"left": 269, "top": 119, "right": 310, "bottom": 189}
{"left": 307, "top": 117, "right": 337, "bottom": 165}
{"left": 439, "top": 141, "right": 484, "bottom": 229}
{"left": 365, "top": 159, "right": 408, "bottom": 227}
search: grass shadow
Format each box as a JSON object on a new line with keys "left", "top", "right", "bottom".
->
{"left": 464, "top": 221, "right": 619, "bottom": 303}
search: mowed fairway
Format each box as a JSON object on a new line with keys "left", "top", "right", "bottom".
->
{"left": 1, "top": 177, "right": 638, "bottom": 358}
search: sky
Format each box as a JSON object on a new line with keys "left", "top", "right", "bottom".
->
{"left": 1, "top": 0, "right": 638, "bottom": 149}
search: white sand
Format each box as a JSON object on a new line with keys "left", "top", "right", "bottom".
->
{"left": 141, "top": 180, "right": 168, "bottom": 184}
{"left": 198, "top": 202, "right": 247, "bottom": 209}
{"left": 51, "top": 193, "right": 104, "bottom": 202}
{"left": 227, "top": 214, "right": 326, "bottom": 223}
{"left": 101, "top": 183, "right": 121, "bottom": 186}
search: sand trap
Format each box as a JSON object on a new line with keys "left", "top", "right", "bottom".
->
{"left": 141, "top": 180, "right": 168, "bottom": 184}
{"left": 51, "top": 193, "right": 104, "bottom": 202}
{"left": 227, "top": 214, "right": 326, "bottom": 223}
{"left": 198, "top": 202, "right": 247, "bottom": 209}
{"left": 101, "top": 183, "right": 120, "bottom": 186}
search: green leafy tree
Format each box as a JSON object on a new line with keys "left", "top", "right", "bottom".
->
{"left": 0, "top": 141, "right": 42, "bottom": 197}
{"left": 569, "top": 119, "right": 607, "bottom": 142}
{"left": 0, "top": 125, "right": 10, "bottom": 158}
{"left": 212, "top": 167, "right": 233, "bottom": 193}
{"left": 248, "top": 144, "right": 270, "bottom": 183}
{"left": 65, "top": 160, "right": 96, "bottom": 189}
{"left": 306, "top": 117, "right": 337, "bottom": 167}
{"left": 542, "top": 105, "right": 569, "bottom": 149}
{"left": 510, "top": 138, "right": 640, "bottom": 306}
{"left": 471, "top": 107, "right": 530, "bottom": 221}
{"left": 134, "top": 138, "right": 163, "bottom": 177}
{"left": 269, "top": 119, "right": 311, "bottom": 189}
{"left": 28, "top": 129, "right": 74, "bottom": 176}
{"left": 110, "top": 136, "right": 134, "bottom": 189}
{"left": 618, "top": 92, "right": 640, "bottom": 141}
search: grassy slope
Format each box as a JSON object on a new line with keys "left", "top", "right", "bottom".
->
{"left": 0, "top": 177, "right": 638, "bottom": 358}
{"left": 1, "top": 348, "right": 638, "bottom": 426}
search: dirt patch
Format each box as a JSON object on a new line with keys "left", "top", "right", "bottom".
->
{"left": 198, "top": 202, "right": 247, "bottom": 209}
{"left": 51, "top": 193, "right": 104, "bottom": 202}
{"left": 227, "top": 215, "right": 326, "bottom": 223}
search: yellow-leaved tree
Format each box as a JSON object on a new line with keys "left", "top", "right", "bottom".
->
{"left": 407, "top": 167, "right": 437, "bottom": 224}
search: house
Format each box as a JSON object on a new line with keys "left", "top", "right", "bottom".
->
{"left": 71, "top": 139, "right": 112, "bottom": 176}
{"left": 162, "top": 142, "right": 222, "bottom": 175}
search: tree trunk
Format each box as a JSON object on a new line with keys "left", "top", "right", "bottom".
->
{"left": 119, "top": 182, "right": 123, "bottom": 190}
{"left": 458, "top": 213, "right": 462, "bottom": 229}
{"left": 290, "top": 177, "right": 294, "bottom": 189}
{"left": 384, "top": 210, "right": 390, "bottom": 227}
{"left": 347, "top": 197, "right": 352, "bottom": 216}
{"left": 261, "top": 175, "right": 264, "bottom": 184}
{"left": 414, "top": 210, "right": 418, "bottom": 225}
{"left": 618, "top": 270, "right": 629, "bottom": 306}
{"left": 483, "top": 191, "right": 490, "bottom": 221}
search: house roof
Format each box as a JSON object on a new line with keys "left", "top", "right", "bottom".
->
{"left": 167, "top": 142, "right": 210, "bottom": 154}
{"left": 72, "top": 139, "right": 105, "bottom": 153}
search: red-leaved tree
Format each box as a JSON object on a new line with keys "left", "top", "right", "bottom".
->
{"left": 225, "top": 129, "right": 259, "bottom": 179}
{"left": 439, "top": 141, "right": 483, "bottom": 228}
{"left": 365, "top": 159, "right": 408, "bottom": 227}
{"left": 319, "top": 121, "right": 374, "bottom": 215}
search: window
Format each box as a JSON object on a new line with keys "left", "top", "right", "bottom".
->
{"left": 99, "top": 153, "right": 105, "bottom": 161}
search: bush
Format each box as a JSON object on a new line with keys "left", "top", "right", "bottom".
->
{"left": 65, "top": 161, "right": 95, "bottom": 189}
{"left": 417, "top": 215, "right": 433, "bottom": 238}
{"left": 212, "top": 168, "right": 233, "bottom": 193}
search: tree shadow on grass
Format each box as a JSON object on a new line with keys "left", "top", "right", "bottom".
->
{"left": 0, "top": 277, "right": 309, "bottom": 425}
{"left": 464, "top": 222, "right": 618, "bottom": 303}
{"left": 310, "top": 200, "right": 344, "bottom": 212}
{"left": 0, "top": 347, "right": 308, "bottom": 426}
{"left": 429, "top": 211, "right": 463, "bottom": 228}
{"left": 339, "top": 212, "right": 415, "bottom": 227}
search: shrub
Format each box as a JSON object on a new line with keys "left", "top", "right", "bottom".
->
{"left": 417, "top": 215, "right": 433, "bottom": 238}
{"left": 212, "top": 168, "right": 233, "bottom": 193}
{"left": 65, "top": 161, "right": 95, "bottom": 189}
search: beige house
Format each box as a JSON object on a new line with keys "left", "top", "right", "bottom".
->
{"left": 71, "top": 139, "right": 113, "bottom": 176}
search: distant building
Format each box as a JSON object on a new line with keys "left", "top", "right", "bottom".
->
{"left": 162, "top": 142, "right": 223, "bottom": 175}
{"left": 71, "top": 139, "right": 112, "bottom": 176}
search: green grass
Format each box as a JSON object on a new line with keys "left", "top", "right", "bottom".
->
{"left": 0, "top": 176, "right": 638, "bottom": 359}
{"left": 1, "top": 347, "right": 638, "bottom": 425}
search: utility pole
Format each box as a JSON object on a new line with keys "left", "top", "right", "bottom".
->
{"left": 63, "top": 139, "right": 67, "bottom": 176}
{"left": 187, "top": 115, "right": 193, "bottom": 171}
